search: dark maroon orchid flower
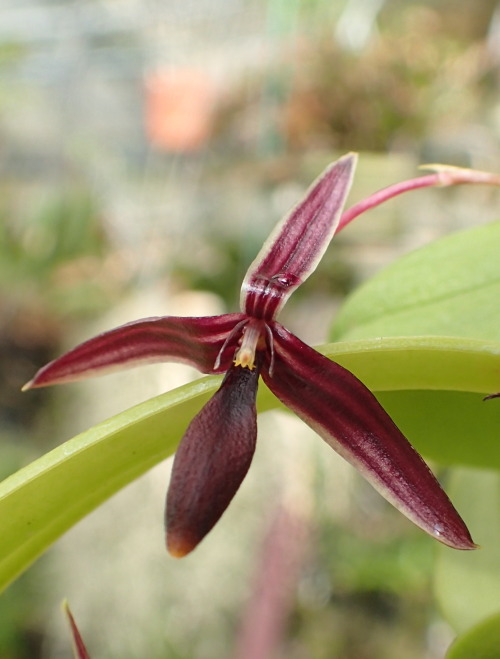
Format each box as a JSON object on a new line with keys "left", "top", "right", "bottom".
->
{"left": 26, "top": 154, "right": 500, "bottom": 557}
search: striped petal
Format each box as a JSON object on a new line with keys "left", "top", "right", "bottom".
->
{"left": 166, "top": 360, "right": 261, "bottom": 557}
{"left": 262, "top": 322, "right": 475, "bottom": 551}
{"left": 24, "top": 313, "right": 246, "bottom": 388}
{"left": 241, "top": 153, "right": 357, "bottom": 320}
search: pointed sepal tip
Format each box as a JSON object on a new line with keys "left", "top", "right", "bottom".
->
{"left": 166, "top": 531, "right": 197, "bottom": 558}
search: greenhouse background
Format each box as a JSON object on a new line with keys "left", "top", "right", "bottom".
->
{"left": 1, "top": 1, "right": 500, "bottom": 657}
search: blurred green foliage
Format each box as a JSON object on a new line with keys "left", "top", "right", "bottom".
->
{"left": 0, "top": 187, "right": 109, "bottom": 314}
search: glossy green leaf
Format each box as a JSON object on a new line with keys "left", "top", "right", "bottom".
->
{"left": 0, "top": 375, "right": 219, "bottom": 594}
{"left": 376, "top": 390, "right": 500, "bottom": 470}
{"left": 446, "top": 611, "right": 500, "bottom": 659}
{"left": 1, "top": 335, "right": 499, "bottom": 593}
{"left": 331, "top": 221, "right": 500, "bottom": 342}
{"left": 318, "top": 336, "right": 500, "bottom": 394}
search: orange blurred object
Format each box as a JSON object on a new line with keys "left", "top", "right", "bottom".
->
{"left": 145, "top": 70, "right": 216, "bottom": 152}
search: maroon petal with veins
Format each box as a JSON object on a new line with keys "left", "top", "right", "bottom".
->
{"left": 166, "top": 359, "right": 261, "bottom": 557}
{"left": 262, "top": 322, "right": 476, "bottom": 551}
{"left": 24, "top": 313, "right": 246, "bottom": 389}
{"left": 241, "top": 153, "right": 357, "bottom": 320}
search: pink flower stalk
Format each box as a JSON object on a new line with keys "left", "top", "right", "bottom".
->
{"left": 62, "top": 600, "right": 91, "bottom": 659}
{"left": 26, "top": 154, "right": 499, "bottom": 557}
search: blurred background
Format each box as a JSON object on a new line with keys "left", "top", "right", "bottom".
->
{"left": 1, "top": 0, "right": 499, "bottom": 657}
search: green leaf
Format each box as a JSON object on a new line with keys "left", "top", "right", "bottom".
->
{"left": 376, "top": 390, "right": 500, "bottom": 470}
{"left": 1, "top": 336, "right": 499, "bottom": 593}
{"left": 446, "top": 612, "right": 500, "bottom": 659}
{"left": 331, "top": 221, "right": 500, "bottom": 342}
{"left": 0, "top": 376, "right": 220, "bottom": 593}
{"left": 319, "top": 336, "right": 500, "bottom": 394}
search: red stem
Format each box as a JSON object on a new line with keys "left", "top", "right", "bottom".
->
{"left": 339, "top": 166, "right": 500, "bottom": 232}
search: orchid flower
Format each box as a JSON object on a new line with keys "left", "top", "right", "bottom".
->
{"left": 26, "top": 153, "right": 500, "bottom": 558}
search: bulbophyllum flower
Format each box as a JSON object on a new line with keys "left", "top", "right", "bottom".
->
{"left": 26, "top": 153, "right": 500, "bottom": 557}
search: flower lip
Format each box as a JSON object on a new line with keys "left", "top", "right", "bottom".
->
{"left": 166, "top": 356, "right": 262, "bottom": 556}
{"left": 233, "top": 319, "right": 267, "bottom": 370}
